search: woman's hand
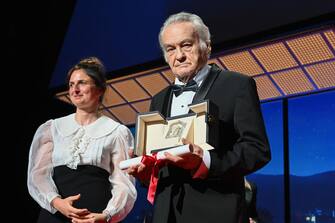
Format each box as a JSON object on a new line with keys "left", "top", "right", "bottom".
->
{"left": 51, "top": 194, "right": 90, "bottom": 219}
{"left": 71, "top": 212, "right": 108, "bottom": 223}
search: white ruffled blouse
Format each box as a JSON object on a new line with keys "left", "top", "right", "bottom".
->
{"left": 27, "top": 114, "right": 137, "bottom": 222}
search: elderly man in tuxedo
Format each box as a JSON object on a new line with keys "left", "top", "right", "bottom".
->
{"left": 128, "top": 12, "right": 271, "bottom": 223}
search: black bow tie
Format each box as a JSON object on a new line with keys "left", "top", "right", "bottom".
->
{"left": 172, "top": 80, "right": 198, "bottom": 97}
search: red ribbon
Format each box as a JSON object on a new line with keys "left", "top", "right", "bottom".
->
{"left": 141, "top": 153, "right": 166, "bottom": 204}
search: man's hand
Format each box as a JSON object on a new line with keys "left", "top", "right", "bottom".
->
{"left": 126, "top": 162, "right": 151, "bottom": 185}
{"left": 51, "top": 194, "right": 90, "bottom": 219}
{"left": 128, "top": 147, "right": 135, "bottom": 158}
{"left": 164, "top": 138, "right": 203, "bottom": 171}
{"left": 249, "top": 217, "right": 258, "bottom": 223}
{"left": 126, "top": 139, "right": 204, "bottom": 180}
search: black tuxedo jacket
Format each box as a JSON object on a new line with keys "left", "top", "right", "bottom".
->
{"left": 150, "top": 64, "right": 271, "bottom": 223}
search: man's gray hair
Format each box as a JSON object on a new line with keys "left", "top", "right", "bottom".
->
{"left": 159, "top": 12, "right": 211, "bottom": 61}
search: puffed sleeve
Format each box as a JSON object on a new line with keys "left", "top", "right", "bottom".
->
{"left": 103, "top": 125, "right": 137, "bottom": 222}
{"left": 27, "top": 120, "right": 60, "bottom": 213}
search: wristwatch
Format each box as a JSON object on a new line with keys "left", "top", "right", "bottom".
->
{"left": 103, "top": 210, "right": 111, "bottom": 222}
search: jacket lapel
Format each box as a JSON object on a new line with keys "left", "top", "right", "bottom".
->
{"left": 192, "top": 64, "right": 221, "bottom": 103}
{"left": 159, "top": 87, "right": 173, "bottom": 117}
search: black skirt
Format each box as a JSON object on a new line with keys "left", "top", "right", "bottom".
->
{"left": 37, "top": 165, "right": 112, "bottom": 223}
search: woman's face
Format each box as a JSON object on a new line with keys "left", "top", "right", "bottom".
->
{"left": 68, "top": 69, "right": 102, "bottom": 111}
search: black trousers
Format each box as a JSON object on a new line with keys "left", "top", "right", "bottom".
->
{"left": 37, "top": 165, "right": 113, "bottom": 223}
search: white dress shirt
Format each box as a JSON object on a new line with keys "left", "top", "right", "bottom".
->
{"left": 170, "top": 65, "right": 211, "bottom": 169}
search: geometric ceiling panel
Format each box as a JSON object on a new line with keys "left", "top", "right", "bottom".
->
{"left": 271, "top": 68, "right": 315, "bottom": 95}
{"left": 55, "top": 26, "right": 335, "bottom": 125}
{"left": 100, "top": 109, "right": 118, "bottom": 122}
{"left": 131, "top": 99, "right": 151, "bottom": 113}
{"left": 219, "top": 51, "right": 264, "bottom": 76}
{"left": 253, "top": 75, "right": 282, "bottom": 100}
{"left": 324, "top": 30, "right": 335, "bottom": 50}
{"left": 56, "top": 93, "right": 71, "bottom": 104}
{"left": 252, "top": 42, "right": 298, "bottom": 72}
{"left": 136, "top": 73, "right": 170, "bottom": 96}
{"left": 102, "top": 85, "right": 125, "bottom": 107}
{"left": 286, "top": 33, "right": 334, "bottom": 65}
{"left": 109, "top": 104, "right": 137, "bottom": 125}
{"left": 111, "top": 79, "right": 150, "bottom": 102}
{"left": 305, "top": 61, "right": 335, "bottom": 89}
{"left": 207, "top": 58, "right": 224, "bottom": 69}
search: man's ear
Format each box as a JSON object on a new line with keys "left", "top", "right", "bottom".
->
{"left": 207, "top": 43, "right": 212, "bottom": 55}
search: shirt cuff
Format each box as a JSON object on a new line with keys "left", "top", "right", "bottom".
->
{"left": 202, "top": 149, "right": 211, "bottom": 169}
{"left": 103, "top": 210, "right": 112, "bottom": 222}
{"left": 192, "top": 149, "right": 211, "bottom": 179}
{"left": 47, "top": 193, "right": 61, "bottom": 214}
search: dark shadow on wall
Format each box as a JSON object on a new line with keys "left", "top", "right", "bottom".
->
{"left": 6, "top": 1, "right": 76, "bottom": 221}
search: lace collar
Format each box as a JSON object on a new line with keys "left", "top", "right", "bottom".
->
{"left": 54, "top": 113, "right": 120, "bottom": 138}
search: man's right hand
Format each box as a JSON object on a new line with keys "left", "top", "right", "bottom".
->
{"left": 163, "top": 138, "right": 203, "bottom": 171}
{"left": 128, "top": 148, "right": 135, "bottom": 158}
{"left": 126, "top": 162, "right": 151, "bottom": 186}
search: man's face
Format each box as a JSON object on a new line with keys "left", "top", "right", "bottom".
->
{"left": 161, "top": 22, "right": 207, "bottom": 82}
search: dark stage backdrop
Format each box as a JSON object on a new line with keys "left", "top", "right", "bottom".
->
{"left": 288, "top": 91, "right": 335, "bottom": 223}
{"left": 49, "top": 0, "right": 335, "bottom": 88}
